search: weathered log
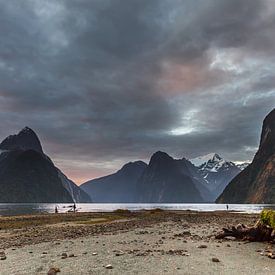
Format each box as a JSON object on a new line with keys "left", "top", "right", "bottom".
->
{"left": 215, "top": 222, "right": 274, "bottom": 243}
{"left": 216, "top": 210, "right": 275, "bottom": 243}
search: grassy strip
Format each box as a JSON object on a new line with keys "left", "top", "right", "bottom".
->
{"left": 0, "top": 212, "right": 131, "bottom": 230}
{"left": 260, "top": 209, "right": 275, "bottom": 228}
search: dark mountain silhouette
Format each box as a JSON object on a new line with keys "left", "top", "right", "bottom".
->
{"left": 136, "top": 151, "right": 204, "bottom": 203}
{"left": 81, "top": 152, "right": 218, "bottom": 203}
{"left": 81, "top": 161, "right": 147, "bottom": 202}
{"left": 0, "top": 127, "right": 43, "bottom": 153}
{"left": 0, "top": 127, "right": 91, "bottom": 203}
{"left": 217, "top": 109, "right": 275, "bottom": 203}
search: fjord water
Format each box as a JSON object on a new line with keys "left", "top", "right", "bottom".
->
{"left": 0, "top": 203, "right": 274, "bottom": 216}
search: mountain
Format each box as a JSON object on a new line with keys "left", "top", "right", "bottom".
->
{"left": 217, "top": 109, "right": 275, "bottom": 203}
{"left": 57, "top": 169, "right": 92, "bottom": 203}
{"left": 81, "top": 152, "right": 215, "bottom": 203}
{"left": 0, "top": 127, "right": 43, "bottom": 153}
{"left": 190, "top": 153, "right": 241, "bottom": 199}
{"left": 236, "top": 162, "right": 250, "bottom": 170}
{"left": 81, "top": 161, "right": 147, "bottom": 202}
{"left": 0, "top": 127, "right": 91, "bottom": 203}
{"left": 137, "top": 151, "right": 205, "bottom": 203}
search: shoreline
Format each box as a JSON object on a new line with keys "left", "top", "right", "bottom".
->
{"left": 1, "top": 202, "right": 274, "bottom": 217}
{"left": 0, "top": 210, "right": 274, "bottom": 274}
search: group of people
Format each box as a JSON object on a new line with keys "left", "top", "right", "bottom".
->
{"left": 55, "top": 203, "right": 76, "bottom": 214}
{"left": 54, "top": 204, "right": 229, "bottom": 213}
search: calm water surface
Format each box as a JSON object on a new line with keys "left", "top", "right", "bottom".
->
{"left": 0, "top": 203, "right": 274, "bottom": 216}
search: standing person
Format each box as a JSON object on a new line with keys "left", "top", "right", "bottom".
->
{"left": 55, "top": 206, "right": 58, "bottom": 214}
{"left": 226, "top": 204, "right": 229, "bottom": 211}
{"left": 73, "top": 203, "right": 76, "bottom": 213}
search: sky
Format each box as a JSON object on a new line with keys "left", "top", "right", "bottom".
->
{"left": 0, "top": 0, "right": 275, "bottom": 184}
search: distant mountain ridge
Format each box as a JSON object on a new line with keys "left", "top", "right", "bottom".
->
{"left": 2, "top": 119, "right": 267, "bottom": 204}
{"left": 81, "top": 151, "right": 225, "bottom": 203}
{"left": 217, "top": 108, "right": 275, "bottom": 203}
{"left": 0, "top": 127, "right": 91, "bottom": 203}
{"left": 81, "top": 161, "right": 147, "bottom": 202}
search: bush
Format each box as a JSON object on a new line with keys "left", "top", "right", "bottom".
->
{"left": 113, "top": 209, "right": 131, "bottom": 214}
{"left": 149, "top": 208, "right": 164, "bottom": 214}
{"left": 260, "top": 209, "right": 275, "bottom": 228}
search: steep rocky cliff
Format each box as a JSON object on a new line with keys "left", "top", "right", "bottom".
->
{"left": 217, "top": 109, "right": 275, "bottom": 203}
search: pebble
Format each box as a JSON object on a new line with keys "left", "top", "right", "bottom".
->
{"left": 212, "top": 257, "right": 220, "bottom": 262}
{"left": 92, "top": 252, "right": 98, "bottom": 256}
{"left": 115, "top": 252, "right": 124, "bottom": 256}
{"left": 267, "top": 253, "right": 275, "bottom": 259}
{"left": 0, "top": 251, "right": 6, "bottom": 260}
{"left": 105, "top": 264, "right": 113, "bottom": 269}
{"left": 61, "top": 252, "right": 67, "bottom": 259}
{"left": 197, "top": 245, "right": 207, "bottom": 249}
{"left": 47, "top": 267, "right": 61, "bottom": 275}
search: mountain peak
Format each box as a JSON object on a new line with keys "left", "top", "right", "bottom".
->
{"left": 150, "top": 151, "right": 174, "bottom": 164}
{"left": 190, "top": 153, "right": 222, "bottom": 167}
{"left": 0, "top": 127, "right": 43, "bottom": 153}
{"left": 20, "top": 126, "right": 34, "bottom": 134}
{"left": 120, "top": 161, "right": 147, "bottom": 173}
{"left": 190, "top": 152, "right": 238, "bottom": 174}
{"left": 258, "top": 108, "right": 275, "bottom": 152}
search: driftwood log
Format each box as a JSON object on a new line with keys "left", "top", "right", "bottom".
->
{"left": 216, "top": 210, "right": 275, "bottom": 243}
{"left": 215, "top": 221, "right": 275, "bottom": 242}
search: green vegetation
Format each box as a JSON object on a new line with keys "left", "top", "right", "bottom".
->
{"left": 0, "top": 212, "right": 128, "bottom": 230}
{"left": 113, "top": 209, "right": 131, "bottom": 214}
{"left": 260, "top": 209, "right": 275, "bottom": 228}
{"left": 149, "top": 208, "right": 164, "bottom": 214}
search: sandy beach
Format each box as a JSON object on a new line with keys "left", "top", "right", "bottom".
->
{"left": 0, "top": 210, "right": 274, "bottom": 274}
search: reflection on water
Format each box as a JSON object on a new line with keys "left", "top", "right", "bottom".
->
{"left": 0, "top": 203, "right": 274, "bottom": 216}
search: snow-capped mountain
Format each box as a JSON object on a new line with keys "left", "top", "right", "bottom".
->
{"left": 191, "top": 153, "right": 236, "bottom": 173}
{"left": 236, "top": 162, "right": 250, "bottom": 170}
{"left": 190, "top": 153, "right": 219, "bottom": 167}
{"left": 190, "top": 153, "right": 241, "bottom": 199}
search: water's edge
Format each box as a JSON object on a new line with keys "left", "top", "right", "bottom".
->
{"left": 0, "top": 203, "right": 274, "bottom": 216}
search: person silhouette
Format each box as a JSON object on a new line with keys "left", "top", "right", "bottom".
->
{"left": 226, "top": 204, "right": 229, "bottom": 211}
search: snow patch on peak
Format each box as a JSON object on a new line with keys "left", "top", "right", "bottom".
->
{"left": 190, "top": 153, "right": 222, "bottom": 167}
{"left": 190, "top": 153, "right": 237, "bottom": 173}
{"left": 236, "top": 162, "right": 250, "bottom": 170}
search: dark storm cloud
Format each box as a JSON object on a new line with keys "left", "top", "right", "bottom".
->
{"left": 0, "top": 0, "right": 275, "bottom": 182}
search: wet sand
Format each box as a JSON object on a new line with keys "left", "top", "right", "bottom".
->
{"left": 0, "top": 210, "right": 274, "bottom": 274}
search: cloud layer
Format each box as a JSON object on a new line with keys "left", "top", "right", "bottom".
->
{"left": 0, "top": 0, "right": 274, "bottom": 183}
